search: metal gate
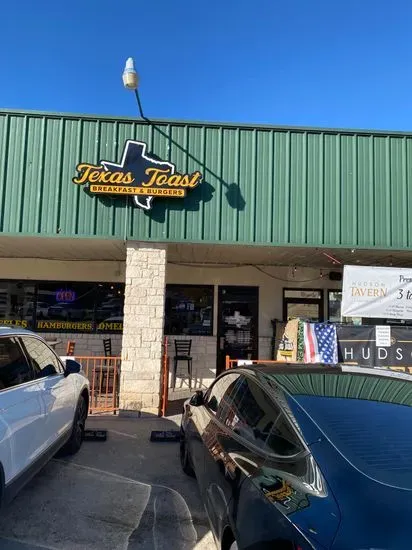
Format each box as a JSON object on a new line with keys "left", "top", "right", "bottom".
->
{"left": 76, "top": 356, "right": 121, "bottom": 414}
{"left": 78, "top": 337, "right": 169, "bottom": 416}
{"left": 159, "top": 337, "right": 169, "bottom": 417}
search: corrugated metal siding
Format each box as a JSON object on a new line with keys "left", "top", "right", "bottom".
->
{"left": 1, "top": 110, "right": 412, "bottom": 249}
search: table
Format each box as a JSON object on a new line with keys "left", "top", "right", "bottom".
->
{"left": 45, "top": 339, "right": 62, "bottom": 350}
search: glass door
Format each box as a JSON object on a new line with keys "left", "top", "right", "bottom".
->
{"left": 217, "top": 286, "right": 259, "bottom": 376}
{"left": 283, "top": 289, "right": 324, "bottom": 322}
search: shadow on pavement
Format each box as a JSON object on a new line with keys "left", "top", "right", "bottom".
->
{"left": 0, "top": 414, "right": 214, "bottom": 550}
{"left": 165, "top": 398, "right": 186, "bottom": 417}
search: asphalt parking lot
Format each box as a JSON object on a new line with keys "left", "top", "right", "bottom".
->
{"left": 0, "top": 415, "right": 215, "bottom": 550}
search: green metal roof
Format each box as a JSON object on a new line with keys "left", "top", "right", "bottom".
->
{"left": 1, "top": 109, "right": 412, "bottom": 248}
{"left": 3, "top": 108, "right": 412, "bottom": 136}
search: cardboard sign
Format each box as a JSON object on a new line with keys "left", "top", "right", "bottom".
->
{"left": 276, "top": 319, "right": 300, "bottom": 362}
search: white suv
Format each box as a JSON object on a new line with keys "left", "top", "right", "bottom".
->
{"left": 0, "top": 327, "right": 90, "bottom": 506}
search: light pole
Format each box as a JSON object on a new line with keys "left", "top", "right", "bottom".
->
{"left": 121, "top": 57, "right": 244, "bottom": 210}
{"left": 122, "top": 57, "right": 146, "bottom": 119}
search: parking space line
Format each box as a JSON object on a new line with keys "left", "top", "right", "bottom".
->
{"left": 53, "top": 459, "right": 152, "bottom": 488}
{"left": 0, "top": 535, "right": 59, "bottom": 550}
{"left": 53, "top": 457, "right": 196, "bottom": 509}
{"left": 107, "top": 429, "right": 140, "bottom": 440}
{"left": 53, "top": 459, "right": 198, "bottom": 548}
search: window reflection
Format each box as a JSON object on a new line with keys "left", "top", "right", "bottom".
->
{"left": 36, "top": 282, "right": 97, "bottom": 332}
{"left": 21, "top": 337, "right": 61, "bottom": 378}
{"left": 95, "top": 283, "right": 124, "bottom": 332}
{"left": 0, "top": 282, "right": 35, "bottom": 329}
{"left": 226, "top": 378, "right": 279, "bottom": 450}
{"left": 165, "top": 285, "right": 213, "bottom": 336}
{"left": 0, "top": 280, "right": 125, "bottom": 333}
{"left": 328, "top": 290, "right": 361, "bottom": 325}
{"left": 0, "top": 337, "right": 33, "bottom": 388}
{"left": 205, "top": 373, "right": 240, "bottom": 415}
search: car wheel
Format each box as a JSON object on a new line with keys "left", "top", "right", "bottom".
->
{"left": 61, "top": 396, "right": 87, "bottom": 455}
{"left": 180, "top": 428, "right": 195, "bottom": 478}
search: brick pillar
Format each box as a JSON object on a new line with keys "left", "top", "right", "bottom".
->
{"left": 119, "top": 242, "right": 167, "bottom": 416}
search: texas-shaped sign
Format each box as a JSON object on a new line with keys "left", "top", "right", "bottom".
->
{"left": 72, "top": 140, "right": 202, "bottom": 211}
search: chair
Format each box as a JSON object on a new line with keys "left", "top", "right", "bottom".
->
{"left": 103, "top": 338, "right": 112, "bottom": 384}
{"left": 66, "top": 340, "right": 75, "bottom": 356}
{"left": 172, "top": 339, "right": 192, "bottom": 390}
{"left": 103, "top": 339, "right": 112, "bottom": 364}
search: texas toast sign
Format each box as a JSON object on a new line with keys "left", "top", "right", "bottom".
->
{"left": 72, "top": 140, "right": 202, "bottom": 210}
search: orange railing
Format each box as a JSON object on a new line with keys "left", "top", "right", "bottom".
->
{"left": 159, "top": 336, "right": 169, "bottom": 417}
{"left": 76, "top": 337, "right": 170, "bottom": 417}
{"left": 76, "top": 356, "right": 121, "bottom": 414}
{"left": 225, "top": 355, "right": 301, "bottom": 370}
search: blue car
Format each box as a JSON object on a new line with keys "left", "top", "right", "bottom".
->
{"left": 180, "top": 363, "right": 412, "bottom": 549}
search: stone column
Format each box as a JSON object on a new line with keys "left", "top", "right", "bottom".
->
{"left": 119, "top": 242, "right": 167, "bottom": 416}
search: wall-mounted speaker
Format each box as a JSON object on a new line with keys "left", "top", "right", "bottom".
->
{"left": 329, "top": 271, "right": 342, "bottom": 281}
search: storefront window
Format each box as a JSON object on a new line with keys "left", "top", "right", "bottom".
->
{"left": 283, "top": 288, "right": 323, "bottom": 322}
{"left": 286, "top": 302, "right": 321, "bottom": 321}
{"left": 328, "top": 291, "right": 343, "bottom": 322}
{"left": 95, "top": 283, "right": 124, "bottom": 332}
{"left": 36, "top": 282, "right": 97, "bottom": 332}
{"left": 327, "top": 291, "right": 361, "bottom": 325}
{"left": 0, "top": 281, "right": 36, "bottom": 329}
{"left": 165, "top": 285, "right": 214, "bottom": 336}
{"left": 0, "top": 280, "right": 125, "bottom": 334}
{"left": 284, "top": 290, "right": 322, "bottom": 300}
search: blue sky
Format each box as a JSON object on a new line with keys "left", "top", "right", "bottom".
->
{"left": 1, "top": 0, "right": 411, "bottom": 130}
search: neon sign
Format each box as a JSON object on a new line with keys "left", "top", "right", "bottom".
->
{"left": 56, "top": 289, "right": 76, "bottom": 303}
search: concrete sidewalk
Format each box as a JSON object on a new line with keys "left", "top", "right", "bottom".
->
{"left": 0, "top": 415, "right": 215, "bottom": 550}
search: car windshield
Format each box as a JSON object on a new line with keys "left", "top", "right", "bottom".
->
{"left": 265, "top": 371, "right": 412, "bottom": 489}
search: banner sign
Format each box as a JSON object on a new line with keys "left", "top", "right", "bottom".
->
{"left": 0, "top": 319, "right": 123, "bottom": 332}
{"left": 337, "top": 325, "right": 412, "bottom": 366}
{"left": 36, "top": 320, "right": 123, "bottom": 332}
{"left": 0, "top": 319, "right": 29, "bottom": 328}
{"left": 73, "top": 140, "right": 202, "bottom": 211}
{"left": 342, "top": 264, "right": 412, "bottom": 320}
{"left": 36, "top": 320, "right": 94, "bottom": 331}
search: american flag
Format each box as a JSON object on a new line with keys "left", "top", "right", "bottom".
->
{"left": 303, "top": 322, "right": 338, "bottom": 364}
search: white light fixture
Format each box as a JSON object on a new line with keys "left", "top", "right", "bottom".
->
{"left": 122, "top": 57, "right": 138, "bottom": 90}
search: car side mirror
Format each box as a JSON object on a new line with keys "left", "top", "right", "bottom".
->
{"left": 189, "top": 390, "right": 204, "bottom": 407}
{"left": 64, "top": 358, "right": 82, "bottom": 377}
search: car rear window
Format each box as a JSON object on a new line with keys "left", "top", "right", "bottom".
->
{"left": 267, "top": 372, "right": 412, "bottom": 489}
{"left": 294, "top": 395, "right": 412, "bottom": 489}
